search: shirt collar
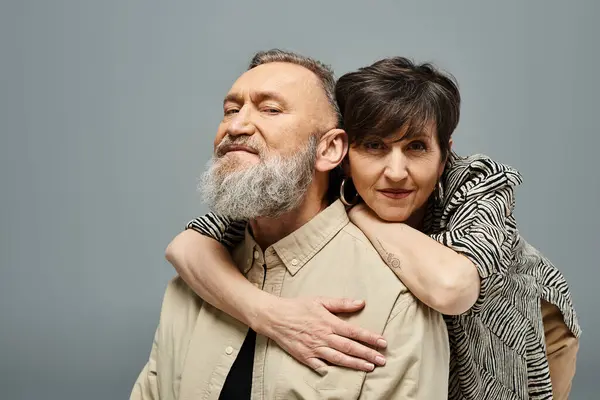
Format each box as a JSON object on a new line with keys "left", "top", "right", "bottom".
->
{"left": 239, "top": 200, "right": 349, "bottom": 276}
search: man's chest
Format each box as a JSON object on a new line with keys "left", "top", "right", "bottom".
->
{"left": 171, "top": 304, "right": 367, "bottom": 400}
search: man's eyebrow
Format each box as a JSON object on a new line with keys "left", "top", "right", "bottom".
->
{"left": 223, "top": 93, "right": 242, "bottom": 106}
{"left": 223, "top": 91, "right": 289, "bottom": 107}
{"left": 251, "top": 90, "right": 288, "bottom": 106}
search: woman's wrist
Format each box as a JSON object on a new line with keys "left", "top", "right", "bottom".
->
{"left": 241, "top": 289, "right": 280, "bottom": 334}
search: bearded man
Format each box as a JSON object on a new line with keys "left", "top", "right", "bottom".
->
{"left": 130, "top": 49, "right": 449, "bottom": 400}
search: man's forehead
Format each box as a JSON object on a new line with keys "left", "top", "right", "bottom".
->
{"left": 227, "top": 62, "right": 321, "bottom": 98}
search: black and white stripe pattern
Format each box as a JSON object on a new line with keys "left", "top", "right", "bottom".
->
{"left": 186, "top": 152, "right": 581, "bottom": 400}
{"left": 186, "top": 212, "right": 246, "bottom": 249}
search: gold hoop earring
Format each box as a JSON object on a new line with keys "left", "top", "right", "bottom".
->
{"left": 340, "top": 178, "right": 359, "bottom": 206}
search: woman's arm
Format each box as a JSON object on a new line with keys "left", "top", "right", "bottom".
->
{"left": 165, "top": 230, "right": 273, "bottom": 327}
{"left": 350, "top": 158, "right": 524, "bottom": 316}
{"left": 165, "top": 219, "right": 388, "bottom": 372}
{"left": 349, "top": 204, "right": 480, "bottom": 315}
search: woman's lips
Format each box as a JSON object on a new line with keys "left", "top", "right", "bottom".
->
{"left": 378, "top": 189, "right": 413, "bottom": 199}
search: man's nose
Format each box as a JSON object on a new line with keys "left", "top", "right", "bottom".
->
{"left": 227, "top": 108, "right": 255, "bottom": 137}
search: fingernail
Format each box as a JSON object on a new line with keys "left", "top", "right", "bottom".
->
{"left": 375, "top": 356, "right": 386, "bottom": 366}
{"left": 376, "top": 339, "right": 387, "bottom": 348}
{"left": 352, "top": 300, "right": 364, "bottom": 306}
{"left": 364, "top": 362, "right": 375, "bottom": 371}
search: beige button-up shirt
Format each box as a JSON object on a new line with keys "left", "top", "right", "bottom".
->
{"left": 131, "top": 201, "right": 450, "bottom": 400}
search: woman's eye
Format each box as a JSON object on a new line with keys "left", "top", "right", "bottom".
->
{"left": 408, "top": 141, "right": 426, "bottom": 151}
{"left": 364, "top": 141, "right": 385, "bottom": 150}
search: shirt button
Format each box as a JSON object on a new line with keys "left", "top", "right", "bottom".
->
{"left": 225, "top": 346, "right": 234, "bottom": 355}
{"left": 254, "top": 251, "right": 260, "bottom": 259}
{"left": 291, "top": 258, "right": 299, "bottom": 266}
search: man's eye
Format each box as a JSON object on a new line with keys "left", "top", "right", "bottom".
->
{"left": 262, "top": 108, "right": 281, "bottom": 114}
{"left": 224, "top": 108, "right": 239, "bottom": 116}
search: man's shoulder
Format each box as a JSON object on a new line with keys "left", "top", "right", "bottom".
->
{"left": 324, "top": 222, "right": 442, "bottom": 332}
{"left": 159, "top": 276, "right": 204, "bottom": 319}
{"left": 164, "top": 275, "right": 195, "bottom": 296}
{"left": 328, "top": 221, "right": 410, "bottom": 293}
{"left": 338, "top": 221, "right": 378, "bottom": 249}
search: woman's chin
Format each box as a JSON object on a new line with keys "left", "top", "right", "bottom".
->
{"left": 371, "top": 206, "right": 410, "bottom": 223}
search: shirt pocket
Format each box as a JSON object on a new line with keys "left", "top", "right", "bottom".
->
{"left": 302, "top": 365, "right": 366, "bottom": 396}
{"left": 272, "top": 355, "right": 366, "bottom": 399}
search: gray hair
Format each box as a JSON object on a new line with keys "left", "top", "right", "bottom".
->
{"left": 200, "top": 135, "right": 318, "bottom": 220}
{"left": 248, "top": 49, "right": 341, "bottom": 127}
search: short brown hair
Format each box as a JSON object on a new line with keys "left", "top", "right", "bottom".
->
{"left": 249, "top": 49, "right": 341, "bottom": 125}
{"left": 335, "top": 57, "right": 460, "bottom": 160}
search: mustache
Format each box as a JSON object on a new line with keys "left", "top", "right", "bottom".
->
{"left": 215, "top": 136, "right": 265, "bottom": 158}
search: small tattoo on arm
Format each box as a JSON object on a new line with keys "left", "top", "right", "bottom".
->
{"left": 377, "top": 239, "right": 402, "bottom": 270}
{"left": 387, "top": 253, "right": 402, "bottom": 269}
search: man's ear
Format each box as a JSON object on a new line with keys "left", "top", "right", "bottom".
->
{"left": 315, "top": 129, "right": 348, "bottom": 172}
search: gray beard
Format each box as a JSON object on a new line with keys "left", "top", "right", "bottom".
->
{"left": 200, "top": 136, "right": 317, "bottom": 220}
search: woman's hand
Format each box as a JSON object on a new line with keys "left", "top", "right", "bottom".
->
{"left": 347, "top": 202, "right": 386, "bottom": 226}
{"left": 253, "top": 296, "right": 388, "bottom": 373}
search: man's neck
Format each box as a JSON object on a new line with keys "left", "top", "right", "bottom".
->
{"left": 249, "top": 185, "right": 329, "bottom": 251}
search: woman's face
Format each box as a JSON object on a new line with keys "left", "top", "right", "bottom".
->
{"left": 347, "top": 123, "right": 449, "bottom": 226}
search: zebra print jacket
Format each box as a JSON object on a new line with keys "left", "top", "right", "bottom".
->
{"left": 185, "top": 152, "right": 581, "bottom": 400}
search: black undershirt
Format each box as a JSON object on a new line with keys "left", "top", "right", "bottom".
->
{"left": 218, "top": 328, "right": 257, "bottom": 400}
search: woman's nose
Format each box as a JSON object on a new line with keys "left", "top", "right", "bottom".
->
{"left": 383, "top": 151, "right": 409, "bottom": 181}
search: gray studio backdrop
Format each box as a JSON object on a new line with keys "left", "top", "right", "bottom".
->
{"left": 1, "top": 1, "right": 598, "bottom": 399}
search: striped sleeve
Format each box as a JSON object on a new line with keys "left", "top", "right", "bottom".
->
{"left": 429, "top": 158, "right": 523, "bottom": 314}
{"left": 185, "top": 212, "right": 247, "bottom": 249}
